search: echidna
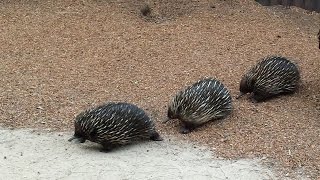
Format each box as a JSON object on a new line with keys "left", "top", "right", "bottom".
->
{"left": 68, "top": 102, "right": 162, "bottom": 151}
{"left": 166, "top": 78, "right": 232, "bottom": 134}
{"left": 237, "top": 56, "right": 300, "bottom": 102}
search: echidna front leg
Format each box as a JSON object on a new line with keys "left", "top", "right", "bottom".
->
{"left": 179, "top": 122, "right": 195, "bottom": 134}
{"left": 100, "top": 142, "right": 116, "bottom": 152}
{"left": 250, "top": 94, "right": 260, "bottom": 103}
{"left": 251, "top": 91, "right": 274, "bottom": 102}
{"left": 251, "top": 88, "right": 271, "bottom": 102}
{"left": 150, "top": 131, "right": 163, "bottom": 141}
{"left": 180, "top": 127, "right": 190, "bottom": 134}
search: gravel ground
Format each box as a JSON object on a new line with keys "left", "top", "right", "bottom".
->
{"left": 0, "top": 0, "right": 319, "bottom": 179}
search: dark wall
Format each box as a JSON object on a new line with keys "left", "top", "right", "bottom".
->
{"left": 255, "top": 0, "right": 320, "bottom": 12}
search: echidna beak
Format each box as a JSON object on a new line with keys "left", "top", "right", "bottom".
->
{"left": 68, "top": 136, "right": 85, "bottom": 143}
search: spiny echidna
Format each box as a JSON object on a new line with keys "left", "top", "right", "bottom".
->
{"left": 68, "top": 102, "right": 162, "bottom": 151}
{"left": 237, "top": 56, "right": 300, "bottom": 102}
{"left": 166, "top": 78, "right": 233, "bottom": 134}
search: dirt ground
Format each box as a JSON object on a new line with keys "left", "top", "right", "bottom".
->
{"left": 0, "top": 0, "right": 319, "bottom": 179}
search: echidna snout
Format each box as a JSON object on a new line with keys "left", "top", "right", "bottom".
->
{"left": 164, "top": 102, "right": 183, "bottom": 124}
{"left": 68, "top": 121, "right": 90, "bottom": 143}
{"left": 239, "top": 77, "right": 249, "bottom": 94}
{"left": 167, "top": 107, "right": 174, "bottom": 119}
{"left": 167, "top": 106, "right": 180, "bottom": 120}
{"left": 69, "top": 125, "right": 89, "bottom": 143}
{"left": 237, "top": 77, "right": 251, "bottom": 99}
{"left": 162, "top": 108, "right": 174, "bottom": 123}
{"left": 68, "top": 135, "right": 85, "bottom": 143}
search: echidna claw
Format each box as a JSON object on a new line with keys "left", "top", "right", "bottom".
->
{"left": 251, "top": 99, "right": 258, "bottom": 103}
{"left": 179, "top": 127, "right": 191, "bottom": 134}
{"left": 236, "top": 93, "right": 245, "bottom": 99}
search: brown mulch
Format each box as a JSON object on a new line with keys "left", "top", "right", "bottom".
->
{"left": 0, "top": 0, "right": 319, "bottom": 179}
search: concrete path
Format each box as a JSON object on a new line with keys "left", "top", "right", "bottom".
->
{"left": 0, "top": 128, "right": 275, "bottom": 180}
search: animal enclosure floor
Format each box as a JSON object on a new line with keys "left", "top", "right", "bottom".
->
{"left": 0, "top": 0, "right": 319, "bottom": 179}
{"left": 0, "top": 128, "right": 276, "bottom": 180}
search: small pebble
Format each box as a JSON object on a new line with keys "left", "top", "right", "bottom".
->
{"left": 220, "top": 138, "right": 228, "bottom": 142}
{"left": 36, "top": 106, "right": 44, "bottom": 110}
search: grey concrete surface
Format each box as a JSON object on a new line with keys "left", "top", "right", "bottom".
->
{"left": 0, "top": 128, "right": 276, "bottom": 180}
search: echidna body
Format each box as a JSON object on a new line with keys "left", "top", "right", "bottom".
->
{"left": 69, "top": 102, "right": 162, "bottom": 151}
{"left": 167, "top": 78, "right": 232, "bottom": 134}
{"left": 238, "top": 56, "right": 300, "bottom": 102}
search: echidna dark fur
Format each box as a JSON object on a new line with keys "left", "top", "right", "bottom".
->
{"left": 68, "top": 102, "right": 162, "bottom": 152}
{"left": 167, "top": 78, "right": 233, "bottom": 134}
{"left": 237, "top": 56, "right": 300, "bottom": 102}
